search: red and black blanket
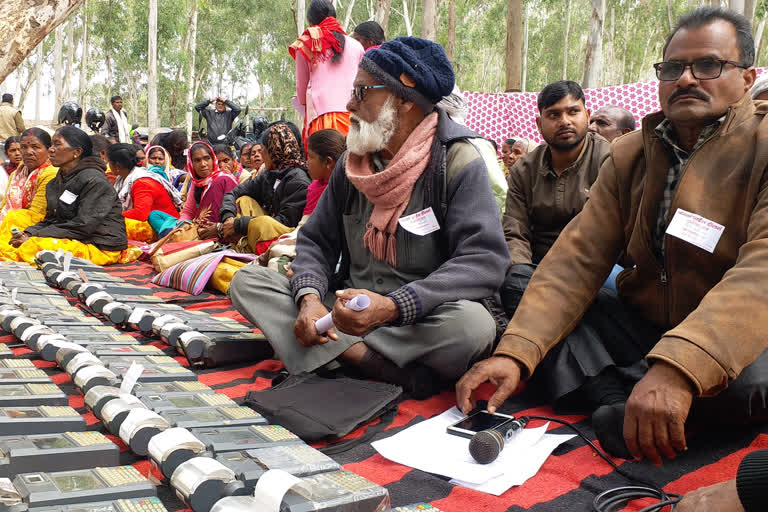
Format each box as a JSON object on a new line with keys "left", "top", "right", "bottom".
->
{"left": 6, "top": 261, "right": 767, "bottom": 511}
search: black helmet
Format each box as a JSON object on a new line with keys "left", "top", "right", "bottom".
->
{"left": 58, "top": 101, "right": 82, "bottom": 126}
{"left": 85, "top": 108, "right": 105, "bottom": 132}
{"left": 252, "top": 116, "right": 268, "bottom": 140}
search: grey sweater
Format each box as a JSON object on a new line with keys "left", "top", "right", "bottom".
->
{"left": 290, "top": 109, "right": 509, "bottom": 325}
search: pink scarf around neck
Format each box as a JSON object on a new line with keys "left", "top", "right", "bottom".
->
{"left": 345, "top": 112, "right": 439, "bottom": 266}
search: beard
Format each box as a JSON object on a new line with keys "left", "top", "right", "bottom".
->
{"left": 346, "top": 95, "right": 399, "bottom": 156}
{"left": 546, "top": 129, "right": 587, "bottom": 151}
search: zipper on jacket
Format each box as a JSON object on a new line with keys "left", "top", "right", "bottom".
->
{"left": 653, "top": 110, "right": 729, "bottom": 328}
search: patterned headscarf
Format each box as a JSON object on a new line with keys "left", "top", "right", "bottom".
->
{"left": 145, "top": 145, "right": 172, "bottom": 181}
{"left": 185, "top": 141, "right": 228, "bottom": 189}
{"left": 265, "top": 124, "right": 306, "bottom": 171}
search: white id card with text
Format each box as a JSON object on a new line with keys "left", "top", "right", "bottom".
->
{"left": 665, "top": 208, "right": 724, "bottom": 253}
{"left": 398, "top": 207, "right": 440, "bottom": 236}
{"left": 59, "top": 190, "right": 78, "bottom": 205}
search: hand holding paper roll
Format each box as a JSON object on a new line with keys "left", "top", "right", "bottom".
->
{"left": 315, "top": 294, "right": 371, "bottom": 334}
{"left": 330, "top": 289, "right": 400, "bottom": 336}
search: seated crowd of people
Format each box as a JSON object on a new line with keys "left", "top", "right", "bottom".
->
{"left": 0, "top": 3, "right": 767, "bottom": 509}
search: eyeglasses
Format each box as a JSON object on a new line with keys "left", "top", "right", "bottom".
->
{"left": 653, "top": 58, "right": 748, "bottom": 81}
{"left": 351, "top": 85, "right": 387, "bottom": 103}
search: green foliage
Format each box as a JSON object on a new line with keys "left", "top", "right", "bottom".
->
{"left": 35, "top": 0, "right": 768, "bottom": 127}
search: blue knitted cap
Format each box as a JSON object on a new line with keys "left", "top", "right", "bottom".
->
{"left": 361, "top": 37, "right": 455, "bottom": 110}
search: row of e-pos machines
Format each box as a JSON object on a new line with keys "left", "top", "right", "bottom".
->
{"left": 0, "top": 253, "right": 441, "bottom": 512}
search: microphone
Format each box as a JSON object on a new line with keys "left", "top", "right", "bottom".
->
{"left": 315, "top": 294, "right": 371, "bottom": 334}
{"left": 468, "top": 417, "right": 529, "bottom": 464}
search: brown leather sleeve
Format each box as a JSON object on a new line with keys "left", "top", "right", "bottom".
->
{"left": 650, "top": 173, "right": 768, "bottom": 397}
{"left": 494, "top": 151, "right": 626, "bottom": 377}
{"left": 502, "top": 165, "right": 534, "bottom": 266}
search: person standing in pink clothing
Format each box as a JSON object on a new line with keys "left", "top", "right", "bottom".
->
{"left": 289, "top": 0, "right": 364, "bottom": 150}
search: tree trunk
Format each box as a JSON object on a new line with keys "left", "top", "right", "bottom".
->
{"left": 35, "top": 45, "right": 43, "bottom": 123}
{"left": 521, "top": 2, "right": 529, "bottom": 92}
{"left": 582, "top": 0, "right": 606, "bottom": 88}
{"left": 185, "top": 0, "right": 198, "bottom": 141}
{"left": 78, "top": 0, "right": 89, "bottom": 112}
{"left": 297, "top": 0, "right": 306, "bottom": 36}
{"left": 446, "top": 0, "right": 456, "bottom": 61}
{"left": 403, "top": 0, "right": 414, "bottom": 36}
{"left": 421, "top": 0, "right": 437, "bottom": 40}
{"left": 667, "top": 0, "right": 674, "bottom": 31}
{"left": 105, "top": 55, "right": 112, "bottom": 102}
{"left": 53, "top": 26, "right": 63, "bottom": 116}
{"left": 0, "top": 0, "right": 84, "bottom": 85}
{"left": 375, "top": 0, "right": 393, "bottom": 35}
{"left": 148, "top": 0, "right": 159, "bottom": 133}
{"left": 563, "top": 0, "right": 572, "bottom": 80}
{"left": 745, "top": 0, "right": 757, "bottom": 23}
{"left": 343, "top": 0, "right": 357, "bottom": 31}
{"left": 505, "top": 0, "right": 523, "bottom": 91}
{"left": 729, "top": 0, "right": 745, "bottom": 15}
{"left": 63, "top": 20, "right": 74, "bottom": 100}
{"left": 755, "top": 17, "right": 766, "bottom": 65}
{"left": 605, "top": 7, "right": 614, "bottom": 85}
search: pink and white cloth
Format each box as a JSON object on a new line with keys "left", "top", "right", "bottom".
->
{"left": 464, "top": 68, "right": 767, "bottom": 148}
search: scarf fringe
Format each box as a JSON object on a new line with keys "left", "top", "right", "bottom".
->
{"left": 363, "top": 227, "right": 399, "bottom": 267}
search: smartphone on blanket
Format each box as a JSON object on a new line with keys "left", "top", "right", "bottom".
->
{"left": 446, "top": 410, "right": 517, "bottom": 439}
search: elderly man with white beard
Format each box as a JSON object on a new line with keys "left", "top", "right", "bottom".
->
{"left": 229, "top": 37, "right": 509, "bottom": 396}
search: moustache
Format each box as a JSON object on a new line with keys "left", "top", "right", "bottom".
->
{"left": 556, "top": 128, "right": 577, "bottom": 136}
{"left": 669, "top": 88, "right": 710, "bottom": 103}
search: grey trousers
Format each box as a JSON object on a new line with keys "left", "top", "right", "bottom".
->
{"left": 229, "top": 264, "right": 496, "bottom": 379}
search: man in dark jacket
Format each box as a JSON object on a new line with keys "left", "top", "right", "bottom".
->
{"left": 195, "top": 97, "right": 242, "bottom": 145}
{"left": 228, "top": 37, "right": 508, "bottom": 396}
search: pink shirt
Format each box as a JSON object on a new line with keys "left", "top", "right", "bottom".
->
{"left": 295, "top": 35, "right": 364, "bottom": 122}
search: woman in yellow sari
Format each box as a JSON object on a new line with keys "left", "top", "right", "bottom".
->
{"left": 4, "top": 127, "right": 128, "bottom": 265}
{"left": 0, "top": 128, "right": 58, "bottom": 241}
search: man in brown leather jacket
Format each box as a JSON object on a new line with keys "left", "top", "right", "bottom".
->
{"left": 458, "top": 6, "right": 768, "bottom": 465}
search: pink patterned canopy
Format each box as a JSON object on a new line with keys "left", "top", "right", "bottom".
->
{"left": 465, "top": 68, "right": 766, "bottom": 148}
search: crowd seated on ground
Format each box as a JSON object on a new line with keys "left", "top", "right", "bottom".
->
{"left": 2, "top": 5, "right": 768, "bottom": 505}
{"left": 5, "top": 126, "right": 127, "bottom": 264}
{"left": 108, "top": 143, "right": 182, "bottom": 242}
{"left": 219, "top": 122, "right": 311, "bottom": 253}
{"left": 0, "top": 128, "right": 58, "bottom": 251}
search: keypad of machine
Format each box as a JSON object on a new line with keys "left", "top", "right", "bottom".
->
{"left": 116, "top": 497, "right": 168, "bottom": 512}
{"left": 94, "top": 466, "right": 147, "bottom": 486}
{"left": 198, "top": 394, "right": 234, "bottom": 407}
{"left": 41, "top": 406, "right": 79, "bottom": 417}
{"left": 68, "top": 431, "right": 111, "bottom": 446}
{"left": 220, "top": 407, "right": 261, "bottom": 419}
{"left": 251, "top": 425, "right": 299, "bottom": 442}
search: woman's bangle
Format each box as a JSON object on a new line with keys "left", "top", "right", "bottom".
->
{"left": 216, "top": 222, "right": 223, "bottom": 239}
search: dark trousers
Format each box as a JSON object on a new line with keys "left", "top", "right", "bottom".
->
{"left": 500, "top": 264, "right": 768, "bottom": 424}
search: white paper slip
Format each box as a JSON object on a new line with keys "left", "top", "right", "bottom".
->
{"left": 252, "top": 470, "right": 308, "bottom": 512}
{"left": 372, "top": 407, "right": 576, "bottom": 496}
{"left": 666, "top": 208, "right": 724, "bottom": 253}
{"left": 450, "top": 432, "right": 575, "bottom": 495}
{"left": 59, "top": 190, "right": 78, "bottom": 205}
{"left": 398, "top": 207, "right": 440, "bottom": 236}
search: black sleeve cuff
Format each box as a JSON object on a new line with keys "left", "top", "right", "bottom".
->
{"left": 291, "top": 273, "right": 328, "bottom": 303}
{"left": 737, "top": 449, "right": 768, "bottom": 512}
{"left": 234, "top": 216, "right": 252, "bottom": 235}
{"left": 386, "top": 285, "right": 421, "bottom": 326}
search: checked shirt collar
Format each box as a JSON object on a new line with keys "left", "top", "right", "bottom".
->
{"left": 652, "top": 115, "right": 724, "bottom": 260}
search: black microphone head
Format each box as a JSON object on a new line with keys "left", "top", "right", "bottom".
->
{"left": 469, "top": 430, "right": 503, "bottom": 464}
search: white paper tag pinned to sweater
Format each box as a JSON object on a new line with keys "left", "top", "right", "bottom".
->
{"left": 398, "top": 207, "right": 440, "bottom": 236}
{"left": 665, "top": 208, "right": 724, "bottom": 253}
{"left": 59, "top": 190, "right": 77, "bottom": 205}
